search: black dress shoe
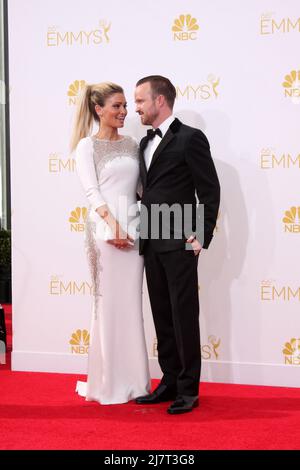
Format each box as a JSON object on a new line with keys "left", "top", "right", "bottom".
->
{"left": 167, "top": 395, "right": 199, "bottom": 414}
{"left": 135, "top": 384, "right": 177, "bottom": 404}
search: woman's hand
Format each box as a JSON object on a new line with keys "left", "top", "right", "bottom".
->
{"left": 107, "top": 223, "right": 134, "bottom": 249}
{"left": 96, "top": 204, "right": 134, "bottom": 249}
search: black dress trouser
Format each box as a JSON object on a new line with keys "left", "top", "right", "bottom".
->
{"left": 144, "top": 244, "right": 201, "bottom": 397}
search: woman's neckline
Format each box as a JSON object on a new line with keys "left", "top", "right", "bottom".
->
{"left": 92, "top": 135, "right": 126, "bottom": 142}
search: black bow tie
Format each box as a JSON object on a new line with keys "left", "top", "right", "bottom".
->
{"left": 146, "top": 128, "right": 162, "bottom": 140}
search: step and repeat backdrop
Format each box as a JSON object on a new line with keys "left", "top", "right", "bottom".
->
{"left": 9, "top": 0, "right": 300, "bottom": 386}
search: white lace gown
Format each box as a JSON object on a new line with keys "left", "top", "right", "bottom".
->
{"left": 75, "top": 135, "right": 150, "bottom": 405}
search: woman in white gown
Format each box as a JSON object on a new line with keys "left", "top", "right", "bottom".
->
{"left": 70, "top": 82, "right": 150, "bottom": 405}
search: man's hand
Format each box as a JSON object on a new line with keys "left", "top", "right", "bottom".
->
{"left": 186, "top": 235, "right": 202, "bottom": 256}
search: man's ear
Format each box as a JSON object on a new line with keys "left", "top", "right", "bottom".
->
{"left": 157, "top": 95, "right": 165, "bottom": 108}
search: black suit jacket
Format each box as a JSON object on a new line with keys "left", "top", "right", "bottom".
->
{"left": 139, "top": 118, "right": 220, "bottom": 254}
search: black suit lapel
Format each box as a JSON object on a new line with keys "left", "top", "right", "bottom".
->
{"left": 148, "top": 118, "right": 182, "bottom": 173}
{"left": 139, "top": 137, "right": 148, "bottom": 183}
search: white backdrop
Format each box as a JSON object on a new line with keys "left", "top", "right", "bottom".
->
{"left": 9, "top": 0, "right": 300, "bottom": 387}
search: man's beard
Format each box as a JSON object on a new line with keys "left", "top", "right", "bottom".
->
{"left": 142, "top": 108, "right": 159, "bottom": 126}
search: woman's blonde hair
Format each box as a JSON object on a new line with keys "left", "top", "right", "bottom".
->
{"left": 70, "top": 82, "right": 124, "bottom": 152}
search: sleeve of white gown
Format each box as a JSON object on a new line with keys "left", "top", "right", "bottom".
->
{"left": 75, "top": 138, "right": 106, "bottom": 212}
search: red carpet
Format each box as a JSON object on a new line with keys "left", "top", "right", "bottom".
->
{"left": 1, "top": 304, "right": 300, "bottom": 450}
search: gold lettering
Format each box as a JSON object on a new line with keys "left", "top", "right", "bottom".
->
{"left": 93, "top": 29, "right": 103, "bottom": 44}
{"left": 287, "top": 18, "right": 300, "bottom": 32}
{"left": 272, "top": 18, "right": 286, "bottom": 33}
{"left": 200, "top": 84, "right": 211, "bottom": 100}
{"left": 272, "top": 154, "right": 286, "bottom": 168}
{"left": 78, "top": 346, "right": 88, "bottom": 354}
{"left": 261, "top": 286, "right": 271, "bottom": 300}
{"left": 70, "top": 223, "right": 85, "bottom": 232}
{"left": 272, "top": 286, "right": 286, "bottom": 300}
{"left": 293, "top": 88, "right": 300, "bottom": 97}
{"left": 57, "top": 32, "right": 69, "bottom": 46}
{"left": 49, "top": 280, "right": 60, "bottom": 295}
{"left": 59, "top": 159, "right": 76, "bottom": 172}
{"left": 49, "top": 158, "right": 59, "bottom": 173}
{"left": 201, "top": 345, "right": 211, "bottom": 360}
{"left": 68, "top": 97, "right": 77, "bottom": 106}
{"left": 189, "top": 86, "right": 200, "bottom": 100}
{"left": 176, "top": 86, "right": 190, "bottom": 99}
{"left": 73, "top": 282, "right": 88, "bottom": 295}
{"left": 287, "top": 287, "right": 300, "bottom": 300}
{"left": 83, "top": 31, "right": 94, "bottom": 45}
{"left": 60, "top": 282, "right": 72, "bottom": 295}
{"left": 70, "top": 31, "right": 84, "bottom": 45}
{"left": 260, "top": 154, "right": 271, "bottom": 169}
{"left": 260, "top": 19, "right": 270, "bottom": 35}
{"left": 287, "top": 154, "right": 300, "bottom": 167}
{"left": 285, "top": 356, "right": 293, "bottom": 364}
{"left": 47, "top": 32, "right": 57, "bottom": 46}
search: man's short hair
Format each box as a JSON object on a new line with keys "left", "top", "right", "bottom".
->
{"left": 136, "top": 75, "right": 176, "bottom": 109}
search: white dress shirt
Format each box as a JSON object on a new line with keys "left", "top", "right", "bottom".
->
{"left": 144, "top": 115, "right": 175, "bottom": 171}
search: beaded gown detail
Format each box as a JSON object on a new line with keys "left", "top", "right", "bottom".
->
{"left": 75, "top": 135, "right": 150, "bottom": 404}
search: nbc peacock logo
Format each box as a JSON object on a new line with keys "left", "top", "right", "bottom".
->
{"left": 282, "top": 70, "right": 300, "bottom": 103}
{"left": 283, "top": 338, "right": 300, "bottom": 365}
{"left": 68, "top": 80, "right": 86, "bottom": 105}
{"left": 70, "top": 329, "right": 90, "bottom": 355}
{"left": 282, "top": 206, "right": 300, "bottom": 233}
{"left": 69, "top": 206, "right": 88, "bottom": 232}
{"left": 172, "top": 14, "right": 199, "bottom": 41}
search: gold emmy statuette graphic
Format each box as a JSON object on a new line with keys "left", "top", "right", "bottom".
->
{"left": 208, "top": 335, "right": 221, "bottom": 360}
{"left": 99, "top": 20, "right": 111, "bottom": 43}
{"left": 201, "top": 336, "right": 221, "bottom": 360}
{"left": 207, "top": 75, "right": 220, "bottom": 97}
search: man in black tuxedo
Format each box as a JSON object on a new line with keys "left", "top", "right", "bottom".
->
{"left": 134, "top": 76, "right": 220, "bottom": 414}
